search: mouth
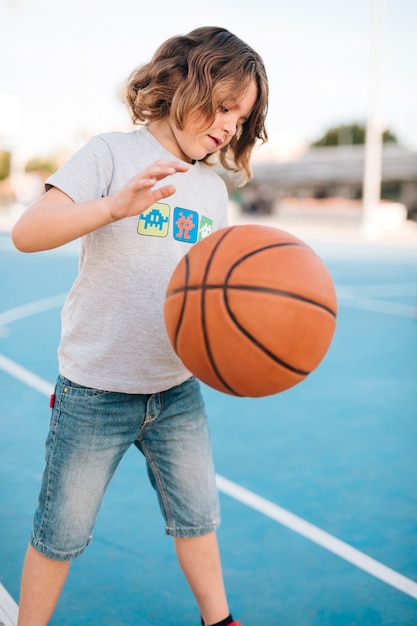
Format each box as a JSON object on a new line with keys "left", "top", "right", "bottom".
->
{"left": 208, "top": 135, "right": 222, "bottom": 148}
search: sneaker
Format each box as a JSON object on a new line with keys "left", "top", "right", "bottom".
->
{"left": 200, "top": 619, "right": 242, "bottom": 626}
{"left": 201, "top": 621, "right": 242, "bottom": 626}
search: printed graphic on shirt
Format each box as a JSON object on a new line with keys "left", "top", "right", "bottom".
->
{"left": 198, "top": 216, "right": 214, "bottom": 241}
{"left": 173, "top": 207, "right": 199, "bottom": 243}
{"left": 137, "top": 202, "right": 170, "bottom": 237}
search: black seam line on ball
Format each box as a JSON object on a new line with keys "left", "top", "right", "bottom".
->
{"left": 201, "top": 228, "right": 241, "bottom": 395}
{"left": 173, "top": 254, "right": 190, "bottom": 353}
{"left": 167, "top": 284, "right": 336, "bottom": 318}
{"left": 222, "top": 242, "right": 336, "bottom": 318}
{"left": 223, "top": 242, "right": 311, "bottom": 283}
{"left": 224, "top": 297, "right": 311, "bottom": 377}
{"left": 224, "top": 242, "right": 311, "bottom": 276}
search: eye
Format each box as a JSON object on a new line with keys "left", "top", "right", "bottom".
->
{"left": 218, "top": 104, "right": 229, "bottom": 114}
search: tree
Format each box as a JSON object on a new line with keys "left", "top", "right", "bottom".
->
{"left": 311, "top": 123, "right": 397, "bottom": 147}
{"left": 25, "top": 156, "right": 59, "bottom": 177}
{"left": 0, "top": 150, "right": 11, "bottom": 181}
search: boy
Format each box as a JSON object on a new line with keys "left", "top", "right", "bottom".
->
{"left": 12, "top": 26, "right": 268, "bottom": 626}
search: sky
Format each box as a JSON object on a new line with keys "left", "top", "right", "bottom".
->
{"left": 1, "top": 0, "right": 417, "bottom": 164}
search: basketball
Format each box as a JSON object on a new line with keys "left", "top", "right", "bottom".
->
{"left": 164, "top": 224, "right": 337, "bottom": 397}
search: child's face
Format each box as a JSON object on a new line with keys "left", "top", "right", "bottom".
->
{"left": 150, "top": 80, "right": 258, "bottom": 163}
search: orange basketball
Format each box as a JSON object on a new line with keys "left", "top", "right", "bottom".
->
{"left": 164, "top": 225, "right": 337, "bottom": 397}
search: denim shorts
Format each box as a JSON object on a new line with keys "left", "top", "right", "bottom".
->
{"left": 30, "top": 374, "right": 220, "bottom": 561}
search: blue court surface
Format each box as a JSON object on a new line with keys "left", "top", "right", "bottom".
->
{"left": 1, "top": 217, "right": 416, "bottom": 626}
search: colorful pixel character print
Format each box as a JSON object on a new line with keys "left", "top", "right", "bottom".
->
{"left": 198, "top": 216, "right": 213, "bottom": 240}
{"left": 138, "top": 202, "right": 170, "bottom": 237}
{"left": 173, "top": 207, "right": 198, "bottom": 243}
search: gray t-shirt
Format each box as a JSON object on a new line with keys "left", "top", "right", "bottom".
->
{"left": 46, "top": 128, "right": 229, "bottom": 393}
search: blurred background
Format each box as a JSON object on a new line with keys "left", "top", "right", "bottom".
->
{"left": 1, "top": 4, "right": 417, "bottom": 623}
{"left": 1, "top": 0, "right": 417, "bottom": 234}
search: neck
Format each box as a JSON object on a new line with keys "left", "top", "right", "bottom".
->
{"left": 147, "top": 120, "right": 192, "bottom": 164}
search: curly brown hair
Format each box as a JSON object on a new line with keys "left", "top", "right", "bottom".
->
{"left": 125, "top": 26, "right": 268, "bottom": 182}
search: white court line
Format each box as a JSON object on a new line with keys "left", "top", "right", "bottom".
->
{"left": 337, "top": 283, "right": 417, "bottom": 318}
{"left": 216, "top": 475, "right": 417, "bottom": 601}
{"left": 337, "top": 294, "right": 416, "bottom": 318}
{"left": 0, "top": 354, "right": 54, "bottom": 396}
{"left": 1, "top": 355, "right": 417, "bottom": 603}
{"left": 0, "top": 294, "right": 66, "bottom": 327}
{"left": 338, "top": 283, "right": 415, "bottom": 297}
{"left": 0, "top": 583, "right": 18, "bottom": 626}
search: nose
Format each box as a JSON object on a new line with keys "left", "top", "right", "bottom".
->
{"left": 223, "top": 114, "right": 238, "bottom": 137}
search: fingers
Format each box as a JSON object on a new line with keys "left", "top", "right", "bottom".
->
{"left": 110, "top": 161, "right": 190, "bottom": 221}
{"left": 147, "top": 161, "right": 189, "bottom": 201}
{"left": 128, "top": 160, "right": 189, "bottom": 194}
{"left": 153, "top": 184, "right": 176, "bottom": 202}
{"left": 144, "top": 160, "right": 190, "bottom": 182}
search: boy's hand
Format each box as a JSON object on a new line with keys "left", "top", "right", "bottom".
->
{"left": 107, "top": 160, "right": 189, "bottom": 222}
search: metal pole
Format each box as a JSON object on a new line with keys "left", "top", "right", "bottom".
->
{"left": 361, "top": 0, "right": 385, "bottom": 238}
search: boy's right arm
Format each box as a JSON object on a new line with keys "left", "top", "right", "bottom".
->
{"left": 12, "top": 160, "right": 189, "bottom": 253}
{"left": 12, "top": 187, "right": 115, "bottom": 252}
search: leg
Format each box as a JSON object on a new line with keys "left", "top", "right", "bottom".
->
{"left": 18, "top": 546, "right": 70, "bottom": 626}
{"left": 20, "top": 376, "right": 146, "bottom": 624}
{"left": 175, "top": 532, "right": 229, "bottom": 626}
{"left": 136, "top": 378, "right": 230, "bottom": 624}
